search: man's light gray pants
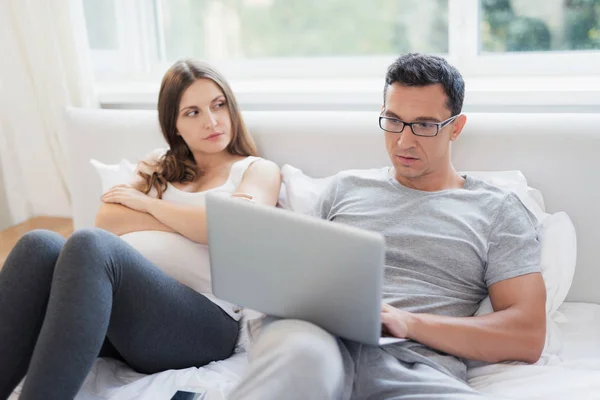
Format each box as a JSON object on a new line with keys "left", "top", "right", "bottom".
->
{"left": 229, "top": 318, "right": 487, "bottom": 400}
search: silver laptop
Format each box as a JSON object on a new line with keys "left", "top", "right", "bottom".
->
{"left": 206, "top": 193, "right": 405, "bottom": 346}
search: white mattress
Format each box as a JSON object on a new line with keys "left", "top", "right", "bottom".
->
{"left": 11, "top": 302, "right": 600, "bottom": 400}
{"left": 469, "top": 302, "right": 600, "bottom": 400}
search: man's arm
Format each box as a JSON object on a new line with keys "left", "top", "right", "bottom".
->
{"left": 386, "top": 272, "right": 546, "bottom": 364}
{"left": 382, "top": 192, "right": 546, "bottom": 364}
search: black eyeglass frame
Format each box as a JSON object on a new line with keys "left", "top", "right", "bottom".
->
{"left": 378, "top": 114, "right": 459, "bottom": 137}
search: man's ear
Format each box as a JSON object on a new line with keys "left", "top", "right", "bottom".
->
{"left": 450, "top": 114, "right": 467, "bottom": 142}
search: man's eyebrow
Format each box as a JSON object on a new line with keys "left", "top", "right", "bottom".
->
{"left": 382, "top": 110, "right": 401, "bottom": 119}
{"left": 382, "top": 111, "right": 440, "bottom": 123}
{"left": 413, "top": 116, "right": 442, "bottom": 123}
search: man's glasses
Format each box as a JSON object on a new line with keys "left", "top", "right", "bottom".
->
{"left": 379, "top": 114, "right": 458, "bottom": 137}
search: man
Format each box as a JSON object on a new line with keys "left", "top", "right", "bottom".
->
{"left": 229, "top": 53, "right": 546, "bottom": 399}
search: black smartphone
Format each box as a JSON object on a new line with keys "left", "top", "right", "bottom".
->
{"left": 170, "top": 389, "right": 206, "bottom": 400}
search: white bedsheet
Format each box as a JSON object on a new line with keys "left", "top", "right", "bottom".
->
{"left": 470, "top": 302, "right": 600, "bottom": 399}
{"left": 11, "top": 302, "right": 600, "bottom": 400}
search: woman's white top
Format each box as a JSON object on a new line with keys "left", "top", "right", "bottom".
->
{"left": 120, "top": 150, "right": 262, "bottom": 321}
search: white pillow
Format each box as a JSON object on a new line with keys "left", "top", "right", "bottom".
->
{"left": 527, "top": 186, "right": 546, "bottom": 212}
{"left": 537, "top": 212, "right": 577, "bottom": 315}
{"left": 278, "top": 165, "right": 334, "bottom": 214}
{"left": 89, "top": 148, "right": 167, "bottom": 194}
{"left": 460, "top": 170, "right": 528, "bottom": 188}
{"left": 90, "top": 158, "right": 136, "bottom": 194}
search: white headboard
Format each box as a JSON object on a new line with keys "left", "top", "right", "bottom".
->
{"left": 64, "top": 108, "right": 600, "bottom": 304}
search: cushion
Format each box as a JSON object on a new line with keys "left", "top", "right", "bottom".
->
{"left": 537, "top": 212, "right": 577, "bottom": 316}
{"left": 278, "top": 165, "right": 335, "bottom": 214}
{"left": 89, "top": 148, "right": 168, "bottom": 194}
{"left": 90, "top": 158, "right": 136, "bottom": 194}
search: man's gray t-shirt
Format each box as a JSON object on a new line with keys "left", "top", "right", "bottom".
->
{"left": 313, "top": 167, "right": 541, "bottom": 380}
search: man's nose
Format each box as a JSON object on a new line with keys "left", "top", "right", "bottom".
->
{"left": 396, "top": 127, "right": 418, "bottom": 150}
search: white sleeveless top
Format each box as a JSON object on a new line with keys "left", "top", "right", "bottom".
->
{"left": 120, "top": 150, "right": 262, "bottom": 321}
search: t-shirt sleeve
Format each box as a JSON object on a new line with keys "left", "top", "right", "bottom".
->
{"left": 311, "top": 175, "right": 341, "bottom": 220}
{"left": 485, "top": 193, "right": 541, "bottom": 287}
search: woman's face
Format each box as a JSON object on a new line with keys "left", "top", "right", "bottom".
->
{"left": 175, "top": 78, "right": 233, "bottom": 155}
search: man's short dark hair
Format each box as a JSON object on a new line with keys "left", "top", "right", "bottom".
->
{"left": 384, "top": 53, "right": 465, "bottom": 116}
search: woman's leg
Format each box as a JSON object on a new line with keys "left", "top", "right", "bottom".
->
{"left": 19, "top": 228, "right": 238, "bottom": 400}
{"left": 0, "top": 230, "right": 65, "bottom": 399}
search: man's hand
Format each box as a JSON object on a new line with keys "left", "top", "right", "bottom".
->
{"left": 101, "top": 184, "right": 154, "bottom": 213}
{"left": 381, "top": 303, "right": 415, "bottom": 339}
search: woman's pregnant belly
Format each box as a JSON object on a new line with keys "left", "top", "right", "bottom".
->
{"left": 119, "top": 230, "right": 213, "bottom": 294}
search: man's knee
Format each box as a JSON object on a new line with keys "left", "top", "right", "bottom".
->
{"left": 251, "top": 319, "right": 344, "bottom": 384}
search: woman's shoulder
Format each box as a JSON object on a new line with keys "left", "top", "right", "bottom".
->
{"left": 229, "top": 156, "right": 279, "bottom": 186}
{"left": 235, "top": 156, "right": 279, "bottom": 176}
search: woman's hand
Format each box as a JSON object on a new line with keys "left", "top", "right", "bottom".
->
{"left": 101, "top": 184, "right": 155, "bottom": 213}
{"left": 231, "top": 192, "right": 255, "bottom": 202}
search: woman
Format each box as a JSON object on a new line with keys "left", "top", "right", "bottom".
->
{"left": 0, "top": 60, "right": 281, "bottom": 400}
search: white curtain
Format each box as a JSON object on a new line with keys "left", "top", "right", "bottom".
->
{"left": 0, "top": 0, "right": 97, "bottom": 227}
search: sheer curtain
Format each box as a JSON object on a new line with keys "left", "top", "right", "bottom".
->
{"left": 0, "top": 0, "right": 97, "bottom": 228}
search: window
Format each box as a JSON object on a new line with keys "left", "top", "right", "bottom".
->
{"left": 481, "top": 0, "right": 600, "bottom": 52}
{"left": 84, "top": 0, "right": 454, "bottom": 82}
{"left": 83, "top": 0, "right": 118, "bottom": 50}
{"left": 159, "top": 0, "right": 448, "bottom": 60}
{"left": 83, "top": 0, "right": 600, "bottom": 82}
{"left": 85, "top": 0, "right": 600, "bottom": 111}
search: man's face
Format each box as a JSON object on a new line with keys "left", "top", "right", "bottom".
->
{"left": 382, "top": 83, "right": 465, "bottom": 182}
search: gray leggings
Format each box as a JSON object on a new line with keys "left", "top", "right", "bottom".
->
{"left": 0, "top": 228, "right": 239, "bottom": 400}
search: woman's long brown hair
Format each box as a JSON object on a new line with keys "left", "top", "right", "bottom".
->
{"left": 138, "top": 59, "right": 258, "bottom": 198}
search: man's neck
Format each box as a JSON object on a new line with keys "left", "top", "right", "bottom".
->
{"left": 391, "top": 167, "right": 465, "bottom": 192}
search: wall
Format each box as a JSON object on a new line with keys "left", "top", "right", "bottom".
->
{"left": 0, "top": 159, "right": 12, "bottom": 230}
